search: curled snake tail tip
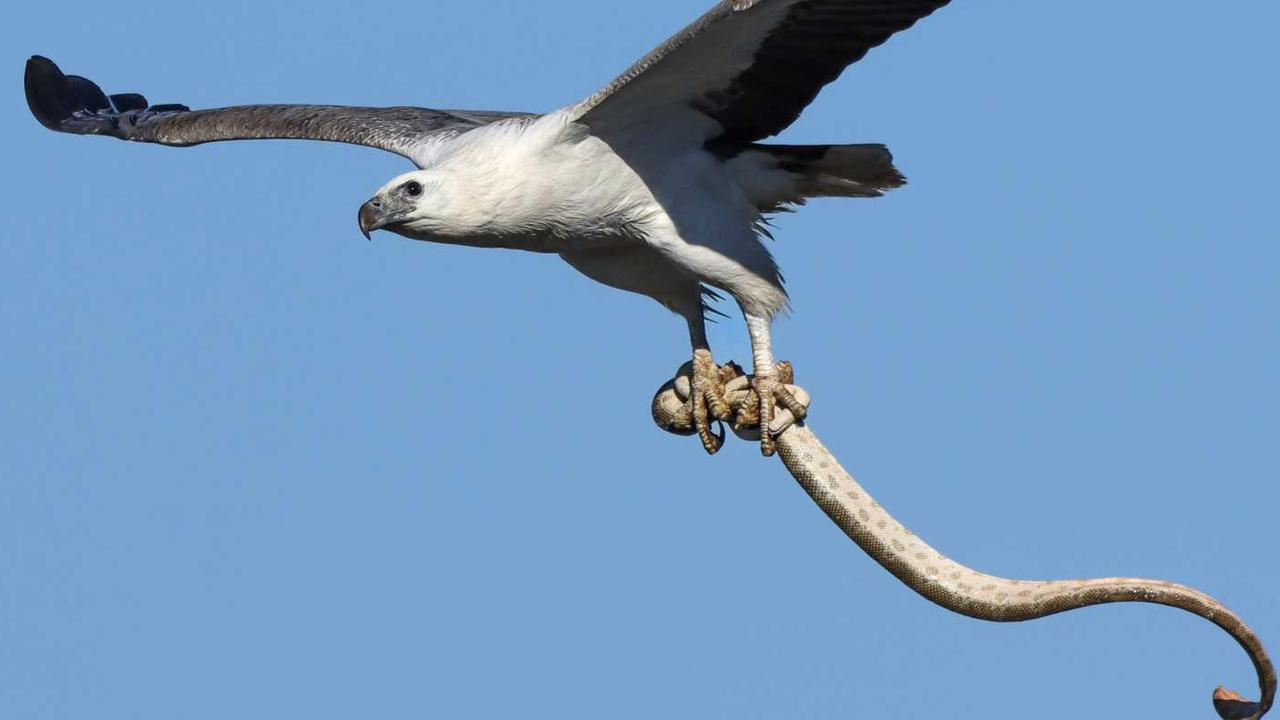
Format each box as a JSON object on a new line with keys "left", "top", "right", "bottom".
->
{"left": 1213, "top": 686, "right": 1264, "bottom": 720}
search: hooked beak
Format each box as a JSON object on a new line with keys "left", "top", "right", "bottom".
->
{"left": 358, "top": 198, "right": 389, "bottom": 241}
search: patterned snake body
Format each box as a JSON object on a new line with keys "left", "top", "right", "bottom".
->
{"left": 777, "top": 426, "right": 1274, "bottom": 720}
{"left": 652, "top": 370, "right": 1275, "bottom": 719}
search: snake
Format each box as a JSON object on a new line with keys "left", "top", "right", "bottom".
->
{"left": 651, "top": 366, "right": 1274, "bottom": 720}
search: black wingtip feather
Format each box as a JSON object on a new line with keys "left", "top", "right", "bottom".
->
{"left": 24, "top": 55, "right": 160, "bottom": 134}
{"left": 25, "top": 55, "right": 77, "bottom": 130}
{"left": 109, "top": 93, "right": 148, "bottom": 112}
{"left": 66, "top": 74, "right": 112, "bottom": 113}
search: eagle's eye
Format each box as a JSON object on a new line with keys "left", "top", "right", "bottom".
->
{"left": 403, "top": 181, "right": 423, "bottom": 198}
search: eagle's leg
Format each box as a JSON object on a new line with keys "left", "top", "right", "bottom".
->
{"left": 688, "top": 316, "right": 734, "bottom": 454}
{"left": 739, "top": 313, "right": 808, "bottom": 456}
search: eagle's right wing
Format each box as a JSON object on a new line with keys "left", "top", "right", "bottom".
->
{"left": 570, "top": 0, "right": 950, "bottom": 149}
{"left": 24, "top": 56, "right": 534, "bottom": 168}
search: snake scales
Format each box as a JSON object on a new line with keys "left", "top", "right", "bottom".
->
{"left": 651, "top": 363, "right": 1274, "bottom": 720}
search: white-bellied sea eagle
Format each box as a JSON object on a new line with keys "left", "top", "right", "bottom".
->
{"left": 26, "top": 0, "right": 953, "bottom": 455}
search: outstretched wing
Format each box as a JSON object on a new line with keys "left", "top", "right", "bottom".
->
{"left": 25, "top": 56, "right": 533, "bottom": 167}
{"left": 571, "top": 0, "right": 950, "bottom": 149}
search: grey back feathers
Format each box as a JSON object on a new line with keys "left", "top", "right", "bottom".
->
{"left": 24, "top": 55, "right": 533, "bottom": 166}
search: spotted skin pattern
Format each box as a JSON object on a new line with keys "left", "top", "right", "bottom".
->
{"left": 651, "top": 366, "right": 1274, "bottom": 720}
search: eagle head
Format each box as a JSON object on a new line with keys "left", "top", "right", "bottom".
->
{"left": 358, "top": 171, "right": 450, "bottom": 241}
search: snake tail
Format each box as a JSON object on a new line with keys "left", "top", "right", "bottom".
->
{"left": 774, "top": 425, "right": 1275, "bottom": 720}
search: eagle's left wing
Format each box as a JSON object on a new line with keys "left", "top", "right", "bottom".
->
{"left": 25, "top": 56, "right": 533, "bottom": 168}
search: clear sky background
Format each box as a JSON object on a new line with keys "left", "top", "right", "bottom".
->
{"left": 2, "top": 1, "right": 1277, "bottom": 718}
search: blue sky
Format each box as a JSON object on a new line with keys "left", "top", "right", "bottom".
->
{"left": 2, "top": 1, "right": 1277, "bottom": 718}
